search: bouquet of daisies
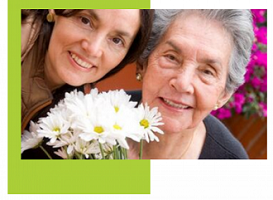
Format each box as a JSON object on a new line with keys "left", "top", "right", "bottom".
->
{"left": 21, "top": 89, "right": 164, "bottom": 159}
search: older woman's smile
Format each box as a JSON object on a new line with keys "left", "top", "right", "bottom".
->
{"left": 161, "top": 97, "right": 192, "bottom": 109}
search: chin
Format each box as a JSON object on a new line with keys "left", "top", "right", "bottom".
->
{"left": 161, "top": 121, "right": 188, "bottom": 134}
{"left": 159, "top": 116, "right": 186, "bottom": 133}
{"left": 65, "top": 82, "right": 83, "bottom": 87}
{"left": 63, "top": 77, "right": 86, "bottom": 87}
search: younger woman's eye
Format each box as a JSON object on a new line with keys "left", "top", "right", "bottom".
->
{"left": 112, "top": 37, "right": 124, "bottom": 46}
{"left": 80, "top": 16, "right": 90, "bottom": 25}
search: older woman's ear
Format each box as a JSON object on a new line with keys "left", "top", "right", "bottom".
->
{"left": 216, "top": 91, "right": 233, "bottom": 109}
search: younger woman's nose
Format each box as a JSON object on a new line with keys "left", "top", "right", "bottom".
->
{"left": 81, "top": 36, "right": 103, "bottom": 58}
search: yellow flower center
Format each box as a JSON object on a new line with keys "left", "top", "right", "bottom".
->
{"left": 113, "top": 124, "right": 122, "bottom": 130}
{"left": 94, "top": 126, "right": 104, "bottom": 134}
{"left": 114, "top": 106, "right": 119, "bottom": 113}
{"left": 140, "top": 119, "right": 149, "bottom": 129}
{"left": 53, "top": 127, "right": 60, "bottom": 132}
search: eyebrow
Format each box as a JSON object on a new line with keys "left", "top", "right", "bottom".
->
{"left": 201, "top": 58, "right": 222, "bottom": 68}
{"left": 85, "top": 10, "right": 134, "bottom": 40}
{"left": 166, "top": 40, "right": 222, "bottom": 68}
{"left": 166, "top": 41, "right": 182, "bottom": 53}
{"left": 85, "top": 10, "right": 99, "bottom": 22}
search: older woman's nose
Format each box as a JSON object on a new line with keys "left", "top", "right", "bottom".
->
{"left": 81, "top": 36, "right": 103, "bottom": 58}
{"left": 169, "top": 69, "right": 194, "bottom": 94}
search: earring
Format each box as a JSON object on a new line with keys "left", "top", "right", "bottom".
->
{"left": 214, "top": 104, "right": 219, "bottom": 110}
{"left": 136, "top": 73, "right": 142, "bottom": 81}
{"left": 47, "top": 13, "right": 55, "bottom": 22}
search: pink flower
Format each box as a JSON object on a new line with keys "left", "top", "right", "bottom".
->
{"left": 212, "top": 108, "right": 232, "bottom": 120}
{"left": 234, "top": 104, "right": 243, "bottom": 114}
{"left": 260, "top": 76, "right": 267, "bottom": 92}
{"left": 251, "top": 77, "right": 262, "bottom": 89}
{"left": 234, "top": 93, "right": 245, "bottom": 105}
{"left": 251, "top": 43, "right": 258, "bottom": 52}
{"left": 247, "top": 95, "right": 254, "bottom": 103}
{"left": 254, "top": 51, "right": 267, "bottom": 68}
{"left": 255, "top": 27, "right": 267, "bottom": 44}
{"left": 232, "top": 93, "right": 245, "bottom": 114}
{"left": 251, "top": 9, "right": 266, "bottom": 24}
{"left": 259, "top": 102, "right": 267, "bottom": 117}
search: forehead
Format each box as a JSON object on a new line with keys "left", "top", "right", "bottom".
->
{"left": 87, "top": 9, "right": 140, "bottom": 20}
{"left": 159, "top": 12, "right": 233, "bottom": 67}
{"left": 166, "top": 12, "right": 232, "bottom": 47}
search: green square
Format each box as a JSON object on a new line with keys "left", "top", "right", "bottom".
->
{"left": 8, "top": 0, "right": 150, "bottom": 194}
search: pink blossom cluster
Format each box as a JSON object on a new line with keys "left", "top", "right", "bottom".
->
{"left": 212, "top": 9, "right": 267, "bottom": 119}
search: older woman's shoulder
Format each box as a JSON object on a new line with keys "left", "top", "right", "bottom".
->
{"left": 200, "top": 114, "right": 248, "bottom": 159}
{"left": 126, "top": 90, "right": 142, "bottom": 103}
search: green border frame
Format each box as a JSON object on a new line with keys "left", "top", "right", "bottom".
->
{"left": 8, "top": 0, "right": 150, "bottom": 194}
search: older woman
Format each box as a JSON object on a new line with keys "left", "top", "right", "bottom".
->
{"left": 129, "top": 9, "right": 254, "bottom": 159}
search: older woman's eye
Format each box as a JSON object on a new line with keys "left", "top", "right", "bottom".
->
{"left": 203, "top": 69, "right": 215, "bottom": 76}
{"left": 167, "top": 54, "right": 176, "bottom": 61}
{"left": 164, "top": 54, "right": 180, "bottom": 64}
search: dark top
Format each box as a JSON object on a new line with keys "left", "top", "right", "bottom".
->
{"left": 200, "top": 114, "right": 248, "bottom": 159}
{"left": 128, "top": 90, "right": 248, "bottom": 159}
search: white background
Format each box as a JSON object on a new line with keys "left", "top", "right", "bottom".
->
{"left": 1, "top": 0, "right": 272, "bottom": 199}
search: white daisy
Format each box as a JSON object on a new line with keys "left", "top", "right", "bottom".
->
{"left": 46, "top": 129, "right": 81, "bottom": 156}
{"left": 21, "top": 121, "right": 43, "bottom": 153}
{"left": 77, "top": 102, "right": 117, "bottom": 145}
{"left": 54, "top": 148, "right": 68, "bottom": 159}
{"left": 64, "top": 89, "right": 86, "bottom": 104}
{"left": 48, "top": 99, "right": 66, "bottom": 115}
{"left": 137, "top": 103, "right": 164, "bottom": 142}
{"left": 64, "top": 89, "right": 98, "bottom": 119}
{"left": 74, "top": 138, "right": 101, "bottom": 159}
{"left": 98, "top": 89, "right": 137, "bottom": 113}
{"left": 108, "top": 106, "right": 143, "bottom": 149}
{"left": 37, "top": 111, "right": 70, "bottom": 143}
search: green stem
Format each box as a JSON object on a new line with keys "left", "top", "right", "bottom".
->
{"left": 91, "top": 154, "right": 96, "bottom": 159}
{"left": 116, "top": 146, "right": 120, "bottom": 159}
{"left": 99, "top": 143, "right": 105, "bottom": 160}
{"left": 40, "top": 146, "right": 52, "bottom": 159}
{"left": 123, "top": 148, "right": 127, "bottom": 159}
{"left": 113, "top": 145, "right": 116, "bottom": 159}
{"left": 74, "top": 151, "right": 81, "bottom": 159}
{"left": 139, "top": 140, "right": 143, "bottom": 160}
{"left": 119, "top": 146, "right": 123, "bottom": 159}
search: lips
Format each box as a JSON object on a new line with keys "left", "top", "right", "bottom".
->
{"left": 161, "top": 98, "right": 192, "bottom": 109}
{"left": 69, "top": 52, "right": 94, "bottom": 69}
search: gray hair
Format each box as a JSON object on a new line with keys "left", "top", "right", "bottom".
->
{"left": 138, "top": 9, "right": 254, "bottom": 93}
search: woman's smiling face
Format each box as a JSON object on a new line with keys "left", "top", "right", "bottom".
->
{"left": 141, "top": 13, "right": 233, "bottom": 134}
{"left": 45, "top": 9, "right": 141, "bottom": 88}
